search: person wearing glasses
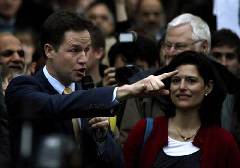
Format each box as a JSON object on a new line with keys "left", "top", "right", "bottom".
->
{"left": 162, "top": 13, "right": 210, "bottom": 65}
{"left": 211, "top": 28, "right": 240, "bottom": 78}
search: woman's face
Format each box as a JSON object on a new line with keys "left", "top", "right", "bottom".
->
{"left": 170, "top": 64, "right": 211, "bottom": 111}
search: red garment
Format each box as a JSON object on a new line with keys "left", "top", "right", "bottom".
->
{"left": 124, "top": 117, "right": 240, "bottom": 168}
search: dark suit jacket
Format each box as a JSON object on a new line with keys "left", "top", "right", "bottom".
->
{"left": 5, "top": 69, "right": 122, "bottom": 167}
{"left": 0, "top": 78, "right": 10, "bottom": 166}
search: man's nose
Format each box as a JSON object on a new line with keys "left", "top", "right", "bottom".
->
{"left": 77, "top": 51, "right": 88, "bottom": 63}
{"left": 147, "top": 14, "right": 157, "bottom": 22}
{"left": 166, "top": 45, "right": 178, "bottom": 55}
{"left": 11, "top": 51, "right": 24, "bottom": 62}
{"left": 219, "top": 56, "right": 227, "bottom": 66}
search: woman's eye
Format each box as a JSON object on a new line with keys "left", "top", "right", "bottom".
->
{"left": 171, "top": 78, "right": 180, "bottom": 84}
{"left": 186, "top": 78, "right": 196, "bottom": 83}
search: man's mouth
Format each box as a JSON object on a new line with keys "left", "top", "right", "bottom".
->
{"left": 9, "top": 64, "right": 24, "bottom": 70}
{"left": 74, "top": 68, "right": 86, "bottom": 75}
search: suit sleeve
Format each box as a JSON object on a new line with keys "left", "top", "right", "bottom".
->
{"left": 5, "top": 76, "right": 119, "bottom": 120}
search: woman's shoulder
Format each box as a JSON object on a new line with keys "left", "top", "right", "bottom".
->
{"left": 206, "top": 126, "right": 236, "bottom": 143}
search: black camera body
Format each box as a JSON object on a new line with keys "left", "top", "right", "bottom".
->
{"left": 115, "top": 64, "right": 142, "bottom": 85}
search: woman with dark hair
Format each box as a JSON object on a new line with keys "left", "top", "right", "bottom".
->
{"left": 124, "top": 51, "right": 240, "bottom": 168}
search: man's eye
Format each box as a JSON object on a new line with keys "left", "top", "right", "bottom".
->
{"left": 175, "top": 44, "right": 187, "bottom": 50}
{"left": 70, "top": 48, "right": 82, "bottom": 52}
{"left": 226, "top": 53, "right": 236, "bottom": 60}
{"left": 0, "top": 50, "right": 13, "bottom": 57}
{"left": 212, "top": 52, "right": 222, "bottom": 59}
{"left": 163, "top": 43, "right": 172, "bottom": 49}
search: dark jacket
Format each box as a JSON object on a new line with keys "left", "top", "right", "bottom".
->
{"left": 124, "top": 117, "right": 240, "bottom": 168}
{"left": 0, "top": 81, "right": 10, "bottom": 165}
{"left": 5, "top": 69, "right": 122, "bottom": 167}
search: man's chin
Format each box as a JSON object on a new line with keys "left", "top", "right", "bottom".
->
{"left": 74, "top": 75, "right": 85, "bottom": 83}
{"left": 9, "top": 68, "right": 24, "bottom": 76}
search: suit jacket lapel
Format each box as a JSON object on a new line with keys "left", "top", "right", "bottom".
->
{"left": 34, "top": 69, "right": 75, "bottom": 139}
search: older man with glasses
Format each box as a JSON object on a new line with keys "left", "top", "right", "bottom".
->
{"left": 162, "top": 13, "right": 210, "bottom": 65}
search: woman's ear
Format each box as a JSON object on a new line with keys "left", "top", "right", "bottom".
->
{"left": 205, "top": 80, "right": 213, "bottom": 96}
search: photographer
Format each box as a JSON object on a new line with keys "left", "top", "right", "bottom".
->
{"left": 103, "top": 34, "right": 160, "bottom": 143}
{"left": 104, "top": 33, "right": 160, "bottom": 86}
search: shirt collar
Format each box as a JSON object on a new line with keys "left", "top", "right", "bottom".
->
{"left": 43, "top": 65, "right": 75, "bottom": 94}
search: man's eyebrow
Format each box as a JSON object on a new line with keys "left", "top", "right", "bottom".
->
{"left": 69, "top": 44, "right": 92, "bottom": 48}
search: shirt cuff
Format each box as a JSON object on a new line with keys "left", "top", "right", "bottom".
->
{"left": 112, "top": 87, "right": 119, "bottom": 103}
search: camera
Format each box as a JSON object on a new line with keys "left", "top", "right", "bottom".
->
{"left": 115, "top": 64, "right": 142, "bottom": 85}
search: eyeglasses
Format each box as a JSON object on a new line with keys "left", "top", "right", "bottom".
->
{"left": 163, "top": 40, "right": 203, "bottom": 51}
{"left": 211, "top": 51, "right": 237, "bottom": 60}
{"left": 0, "top": 49, "right": 25, "bottom": 58}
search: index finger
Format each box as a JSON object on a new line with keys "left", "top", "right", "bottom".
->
{"left": 104, "top": 67, "right": 116, "bottom": 75}
{"left": 158, "top": 70, "right": 178, "bottom": 80}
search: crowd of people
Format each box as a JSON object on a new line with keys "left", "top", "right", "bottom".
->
{"left": 0, "top": 0, "right": 240, "bottom": 168}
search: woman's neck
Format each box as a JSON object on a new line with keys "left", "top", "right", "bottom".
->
{"left": 169, "top": 109, "right": 201, "bottom": 142}
{"left": 171, "top": 108, "right": 201, "bottom": 130}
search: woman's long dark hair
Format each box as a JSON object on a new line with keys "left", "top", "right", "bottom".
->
{"left": 164, "top": 51, "right": 227, "bottom": 126}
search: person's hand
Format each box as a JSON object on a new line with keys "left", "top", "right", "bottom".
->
{"left": 88, "top": 117, "right": 109, "bottom": 142}
{"left": 88, "top": 117, "right": 109, "bottom": 130}
{"left": 103, "top": 67, "right": 116, "bottom": 86}
{"left": 116, "top": 70, "right": 178, "bottom": 101}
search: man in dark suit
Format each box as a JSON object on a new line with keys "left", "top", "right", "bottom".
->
{"left": 5, "top": 11, "right": 177, "bottom": 167}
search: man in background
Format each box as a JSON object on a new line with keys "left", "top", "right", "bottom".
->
{"left": 211, "top": 28, "right": 240, "bottom": 78}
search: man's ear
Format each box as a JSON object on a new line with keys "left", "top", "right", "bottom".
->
{"left": 94, "top": 47, "right": 104, "bottom": 60}
{"left": 44, "top": 44, "right": 55, "bottom": 59}
{"left": 201, "top": 40, "right": 209, "bottom": 54}
{"left": 205, "top": 80, "right": 213, "bottom": 96}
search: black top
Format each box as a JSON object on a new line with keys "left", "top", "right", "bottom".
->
{"left": 153, "top": 149, "right": 200, "bottom": 168}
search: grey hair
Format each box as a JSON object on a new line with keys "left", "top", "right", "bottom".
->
{"left": 167, "top": 13, "right": 211, "bottom": 53}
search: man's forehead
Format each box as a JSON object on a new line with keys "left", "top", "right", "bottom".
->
{"left": 141, "top": 0, "right": 162, "bottom": 10}
{"left": 212, "top": 46, "right": 236, "bottom": 52}
{"left": 165, "top": 24, "right": 193, "bottom": 42}
{"left": 64, "top": 30, "right": 91, "bottom": 45}
{"left": 0, "top": 34, "right": 22, "bottom": 50}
